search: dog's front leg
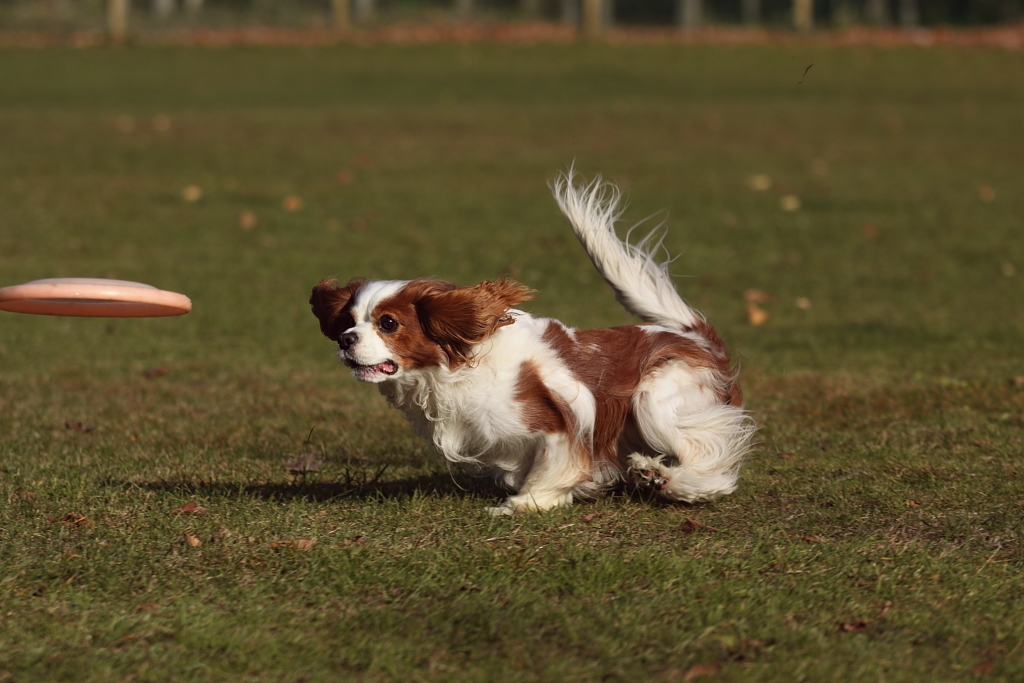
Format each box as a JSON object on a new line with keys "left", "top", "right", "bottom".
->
{"left": 486, "top": 432, "right": 584, "bottom": 515}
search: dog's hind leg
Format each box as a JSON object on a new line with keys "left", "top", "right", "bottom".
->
{"left": 627, "top": 363, "right": 754, "bottom": 503}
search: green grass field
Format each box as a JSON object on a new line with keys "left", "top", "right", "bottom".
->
{"left": 1, "top": 43, "right": 1023, "bottom": 681}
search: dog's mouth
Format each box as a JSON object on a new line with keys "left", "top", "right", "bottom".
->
{"left": 345, "top": 359, "right": 399, "bottom": 381}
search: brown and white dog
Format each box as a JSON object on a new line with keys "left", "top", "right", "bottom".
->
{"left": 310, "top": 172, "right": 754, "bottom": 514}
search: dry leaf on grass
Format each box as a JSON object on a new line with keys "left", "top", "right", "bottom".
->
{"left": 746, "top": 303, "right": 769, "bottom": 326}
{"left": 906, "top": 500, "right": 922, "bottom": 508}
{"left": 268, "top": 539, "right": 317, "bottom": 551}
{"left": 13, "top": 488, "right": 38, "bottom": 502}
{"left": 837, "top": 619, "right": 868, "bottom": 633}
{"left": 744, "top": 289, "right": 773, "bottom": 303}
{"left": 581, "top": 512, "right": 603, "bottom": 523}
{"left": 182, "top": 185, "right": 203, "bottom": 202}
{"left": 803, "top": 534, "right": 828, "bottom": 544}
{"left": 49, "top": 512, "right": 94, "bottom": 528}
{"left": 143, "top": 366, "right": 166, "bottom": 379}
{"left": 282, "top": 195, "right": 304, "bottom": 212}
{"left": 237, "top": 210, "right": 258, "bottom": 230}
{"left": 172, "top": 501, "right": 209, "bottom": 516}
{"left": 284, "top": 452, "right": 323, "bottom": 474}
{"left": 683, "top": 662, "right": 722, "bottom": 680}
{"left": 64, "top": 420, "right": 94, "bottom": 433}
{"left": 342, "top": 535, "right": 364, "bottom": 548}
{"left": 184, "top": 534, "right": 203, "bottom": 547}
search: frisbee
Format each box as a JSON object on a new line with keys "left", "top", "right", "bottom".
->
{"left": 0, "top": 278, "right": 191, "bottom": 318}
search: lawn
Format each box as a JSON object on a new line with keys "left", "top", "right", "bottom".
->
{"left": 1, "top": 42, "right": 1022, "bottom": 682}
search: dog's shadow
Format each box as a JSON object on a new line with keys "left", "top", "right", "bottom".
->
{"left": 104, "top": 470, "right": 508, "bottom": 505}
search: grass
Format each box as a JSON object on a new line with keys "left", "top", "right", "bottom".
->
{"left": 1, "top": 42, "right": 1023, "bottom": 681}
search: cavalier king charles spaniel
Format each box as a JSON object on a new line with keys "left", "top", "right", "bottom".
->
{"left": 311, "top": 172, "right": 754, "bottom": 514}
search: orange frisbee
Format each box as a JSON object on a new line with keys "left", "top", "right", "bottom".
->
{"left": 0, "top": 278, "right": 191, "bottom": 318}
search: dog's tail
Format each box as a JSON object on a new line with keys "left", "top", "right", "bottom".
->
{"left": 550, "top": 170, "right": 701, "bottom": 330}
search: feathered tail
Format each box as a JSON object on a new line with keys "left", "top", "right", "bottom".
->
{"left": 550, "top": 170, "right": 701, "bottom": 331}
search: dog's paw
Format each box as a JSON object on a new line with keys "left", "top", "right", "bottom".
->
{"left": 627, "top": 453, "right": 669, "bottom": 491}
{"left": 485, "top": 503, "right": 516, "bottom": 517}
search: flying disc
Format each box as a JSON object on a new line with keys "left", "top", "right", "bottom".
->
{"left": 0, "top": 278, "right": 191, "bottom": 318}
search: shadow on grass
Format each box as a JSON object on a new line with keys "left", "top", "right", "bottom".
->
{"left": 102, "top": 470, "right": 509, "bottom": 504}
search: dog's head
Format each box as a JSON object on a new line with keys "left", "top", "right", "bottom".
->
{"left": 310, "top": 277, "right": 533, "bottom": 383}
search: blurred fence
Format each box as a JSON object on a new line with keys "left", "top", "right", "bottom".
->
{"left": 1, "top": 0, "right": 1021, "bottom": 38}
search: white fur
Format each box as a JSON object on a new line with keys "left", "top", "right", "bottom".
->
{"left": 329, "top": 172, "right": 755, "bottom": 513}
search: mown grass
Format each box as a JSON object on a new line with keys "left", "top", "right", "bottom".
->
{"left": 1, "top": 43, "right": 1022, "bottom": 682}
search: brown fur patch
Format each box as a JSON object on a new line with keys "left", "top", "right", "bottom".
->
{"left": 310, "top": 278, "right": 364, "bottom": 341}
{"left": 369, "top": 279, "right": 458, "bottom": 371}
{"left": 417, "top": 278, "right": 534, "bottom": 369}
{"left": 541, "top": 320, "right": 742, "bottom": 469}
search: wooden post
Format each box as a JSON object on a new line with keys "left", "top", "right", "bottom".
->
{"left": 153, "top": 0, "right": 175, "bottom": 20}
{"left": 522, "top": 0, "right": 542, "bottom": 17}
{"left": 793, "top": 0, "right": 812, "bottom": 30}
{"left": 898, "top": 0, "right": 918, "bottom": 25}
{"left": 353, "top": 0, "right": 375, "bottom": 23}
{"left": 331, "top": 0, "right": 350, "bottom": 29}
{"left": 561, "top": 0, "right": 579, "bottom": 27}
{"left": 866, "top": 0, "right": 888, "bottom": 24}
{"left": 108, "top": 0, "right": 129, "bottom": 42}
{"left": 582, "top": 0, "right": 604, "bottom": 35}
{"left": 677, "top": 0, "right": 701, "bottom": 30}
{"left": 741, "top": 0, "right": 760, "bottom": 24}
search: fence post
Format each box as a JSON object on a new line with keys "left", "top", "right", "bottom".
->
{"left": 677, "top": 0, "right": 701, "bottom": 30}
{"left": 741, "top": 0, "right": 760, "bottom": 24}
{"left": 866, "top": 0, "right": 888, "bottom": 23}
{"left": 332, "top": 0, "right": 350, "bottom": 29}
{"left": 353, "top": 0, "right": 375, "bottom": 23}
{"left": 108, "top": 0, "right": 129, "bottom": 42}
{"left": 793, "top": 0, "right": 813, "bottom": 30}
{"left": 582, "top": 0, "right": 604, "bottom": 35}
{"left": 899, "top": 0, "right": 918, "bottom": 25}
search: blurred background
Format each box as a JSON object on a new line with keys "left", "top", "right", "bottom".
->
{"left": 2, "top": 0, "right": 1022, "bottom": 38}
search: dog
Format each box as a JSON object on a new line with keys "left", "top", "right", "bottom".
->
{"left": 310, "top": 172, "right": 755, "bottom": 514}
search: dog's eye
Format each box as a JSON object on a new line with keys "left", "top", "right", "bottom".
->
{"left": 378, "top": 314, "right": 399, "bottom": 333}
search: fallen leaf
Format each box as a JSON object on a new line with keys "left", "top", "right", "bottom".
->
{"left": 184, "top": 533, "right": 202, "bottom": 547}
{"left": 49, "top": 513, "right": 93, "bottom": 528}
{"left": 152, "top": 114, "right": 172, "bottom": 132}
{"left": 136, "top": 603, "right": 160, "bottom": 612}
{"left": 282, "top": 195, "right": 304, "bottom": 212}
{"left": 343, "top": 535, "right": 365, "bottom": 547}
{"left": 683, "top": 662, "right": 722, "bottom": 680}
{"left": 172, "top": 501, "right": 209, "bottom": 516}
{"left": 838, "top": 619, "right": 868, "bottom": 632}
{"left": 803, "top": 534, "right": 827, "bottom": 544}
{"left": 237, "top": 210, "right": 258, "bottom": 230}
{"left": 677, "top": 518, "right": 703, "bottom": 534}
{"left": 144, "top": 366, "right": 166, "bottom": 379}
{"left": 182, "top": 185, "right": 203, "bottom": 202}
{"left": 13, "top": 488, "right": 38, "bottom": 502}
{"left": 746, "top": 303, "right": 769, "bottom": 326}
{"left": 971, "top": 660, "right": 995, "bottom": 675}
{"left": 581, "top": 512, "right": 602, "bottom": 523}
{"left": 744, "top": 289, "right": 773, "bottom": 303}
{"left": 64, "top": 420, "right": 94, "bottom": 433}
{"left": 1012, "top": 377, "right": 1024, "bottom": 388}
{"left": 284, "top": 451, "right": 323, "bottom": 474}
{"left": 906, "top": 500, "right": 921, "bottom": 508}
{"left": 268, "top": 539, "right": 317, "bottom": 551}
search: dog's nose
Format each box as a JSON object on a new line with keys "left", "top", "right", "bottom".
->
{"left": 339, "top": 331, "right": 358, "bottom": 350}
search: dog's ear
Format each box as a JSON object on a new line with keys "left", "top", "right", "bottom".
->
{"left": 417, "top": 278, "right": 534, "bottom": 369}
{"left": 310, "top": 278, "right": 364, "bottom": 340}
